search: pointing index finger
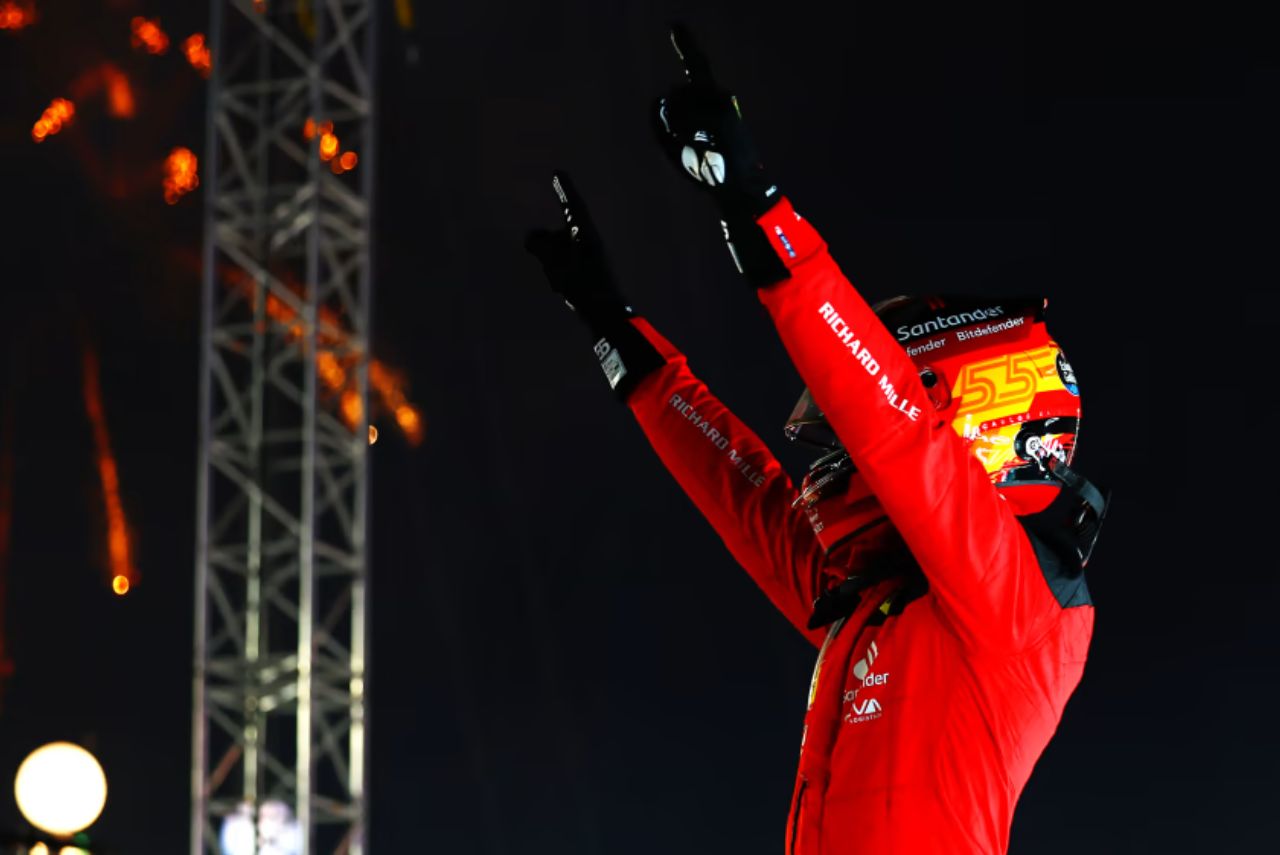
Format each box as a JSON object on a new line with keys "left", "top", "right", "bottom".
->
{"left": 550, "top": 170, "right": 594, "bottom": 241}
{"left": 669, "top": 22, "right": 715, "bottom": 87}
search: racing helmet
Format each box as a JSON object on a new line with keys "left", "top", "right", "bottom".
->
{"left": 786, "top": 293, "right": 1082, "bottom": 493}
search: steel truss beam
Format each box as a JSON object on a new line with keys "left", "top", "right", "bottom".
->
{"left": 193, "top": 2, "right": 375, "bottom": 853}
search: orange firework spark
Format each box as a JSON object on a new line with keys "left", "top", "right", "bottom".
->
{"left": 318, "top": 350, "right": 365, "bottom": 429}
{"left": 31, "top": 97, "right": 73, "bottom": 143}
{"left": 163, "top": 146, "right": 199, "bottom": 204}
{"left": 305, "top": 119, "right": 359, "bottom": 174}
{"left": 319, "top": 131, "right": 339, "bottom": 162}
{"left": 183, "top": 33, "right": 211, "bottom": 78}
{"left": 221, "top": 267, "right": 424, "bottom": 443}
{"left": 331, "top": 150, "right": 360, "bottom": 175}
{"left": 101, "top": 63, "right": 135, "bottom": 118}
{"left": 303, "top": 117, "right": 332, "bottom": 141}
{"left": 395, "top": 404, "right": 423, "bottom": 442}
{"left": 317, "top": 350, "right": 347, "bottom": 391}
{"left": 0, "top": 1, "right": 35, "bottom": 30}
{"left": 394, "top": 0, "right": 414, "bottom": 31}
{"left": 64, "top": 63, "right": 135, "bottom": 120}
{"left": 370, "top": 361, "right": 424, "bottom": 446}
{"left": 130, "top": 16, "right": 169, "bottom": 55}
{"left": 82, "top": 346, "right": 136, "bottom": 595}
{"left": 340, "top": 389, "right": 363, "bottom": 428}
{"left": 232, "top": 276, "right": 338, "bottom": 346}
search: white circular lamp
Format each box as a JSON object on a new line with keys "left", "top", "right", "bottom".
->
{"left": 13, "top": 742, "right": 107, "bottom": 837}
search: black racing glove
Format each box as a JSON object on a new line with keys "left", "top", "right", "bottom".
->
{"left": 526, "top": 171, "right": 665, "bottom": 400}
{"left": 653, "top": 23, "right": 790, "bottom": 287}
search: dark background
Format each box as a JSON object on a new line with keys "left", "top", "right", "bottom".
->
{"left": 1, "top": 1, "right": 1277, "bottom": 852}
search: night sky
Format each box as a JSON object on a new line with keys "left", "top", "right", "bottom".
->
{"left": 1, "top": 1, "right": 1278, "bottom": 852}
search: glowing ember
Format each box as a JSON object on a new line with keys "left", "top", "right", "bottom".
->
{"left": 183, "top": 33, "right": 212, "bottom": 78}
{"left": 302, "top": 118, "right": 358, "bottom": 175}
{"left": 303, "top": 118, "right": 333, "bottom": 142}
{"left": 330, "top": 149, "right": 360, "bottom": 175}
{"left": 163, "top": 146, "right": 199, "bottom": 204}
{"left": 340, "top": 390, "right": 363, "bottom": 428}
{"left": 101, "top": 63, "right": 135, "bottom": 119}
{"left": 306, "top": 119, "right": 341, "bottom": 163}
{"left": 82, "top": 346, "right": 137, "bottom": 593}
{"left": 395, "top": 405, "right": 422, "bottom": 440}
{"left": 0, "top": 1, "right": 35, "bottom": 30}
{"left": 249, "top": 281, "right": 342, "bottom": 345}
{"left": 394, "top": 0, "right": 414, "bottom": 30}
{"left": 31, "top": 98, "right": 73, "bottom": 143}
{"left": 317, "top": 350, "right": 347, "bottom": 391}
{"left": 371, "top": 361, "right": 425, "bottom": 446}
{"left": 130, "top": 16, "right": 169, "bottom": 55}
{"left": 368, "top": 425, "right": 379, "bottom": 445}
{"left": 319, "top": 132, "right": 339, "bottom": 162}
{"left": 223, "top": 268, "right": 425, "bottom": 444}
{"left": 269, "top": 297, "right": 304, "bottom": 341}
{"left": 329, "top": 151, "right": 359, "bottom": 175}
{"left": 64, "top": 63, "right": 135, "bottom": 120}
{"left": 112, "top": 575, "right": 130, "bottom": 596}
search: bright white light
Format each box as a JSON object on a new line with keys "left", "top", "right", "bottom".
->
{"left": 219, "top": 802, "right": 255, "bottom": 855}
{"left": 13, "top": 742, "right": 107, "bottom": 837}
{"left": 258, "top": 800, "right": 301, "bottom": 854}
{"left": 219, "top": 799, "right": 301, "bottom": 855}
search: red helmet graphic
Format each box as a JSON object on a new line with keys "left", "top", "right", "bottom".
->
{"left": 876, "top": 294, "right": 1081, "bottom": 483}
{"left": 787, "top": 295, "right": 1082, "bottom": 486}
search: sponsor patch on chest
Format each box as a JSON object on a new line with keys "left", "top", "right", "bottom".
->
{"left": 843, "top": 640, "right": 889, "bottom": 725}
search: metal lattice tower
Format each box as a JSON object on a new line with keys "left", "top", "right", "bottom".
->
{"left": 192, "top": 2, "right": 375, "bottom": 853}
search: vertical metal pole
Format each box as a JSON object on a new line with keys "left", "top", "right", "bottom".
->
{"left": 196, "top": 2, "right": 375, "bottom": 851}
{"left": 243, "top": 14, "right": 272, "bottom": 817}
{"left": 191, "top": 1, "right": 225, "bottom": 849}
{"left": 297, "top": 7, "right": 325, "bottom": 848}
{"left": 349, "top": 4, "right": 378, "bottom": 853}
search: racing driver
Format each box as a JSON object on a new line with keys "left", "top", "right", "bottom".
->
{"left": 525, "top": 26, "right": 1108, "bottom": 855}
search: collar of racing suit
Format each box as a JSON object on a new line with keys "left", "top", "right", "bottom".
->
{"left": 803, "top": 476, "right": 1082, "bottom": 630}
{"left": 802, "top": 467, "right": 917, "bottom": 629}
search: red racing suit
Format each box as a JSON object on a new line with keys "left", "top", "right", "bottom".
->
{"left": 622, "top": 198, "right": 1093, "bottom": 854}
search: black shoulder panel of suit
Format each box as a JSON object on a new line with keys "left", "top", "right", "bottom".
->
{"left": 1017, "top": 489, "right": 1093, "bottom": 609}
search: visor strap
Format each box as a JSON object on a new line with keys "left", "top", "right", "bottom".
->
{"left": 1046, "top": 458, "right": 1107, "bottom": 520}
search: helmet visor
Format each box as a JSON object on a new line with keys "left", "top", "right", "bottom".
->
{"left": 784, "top": 388, "right": 843, "bottom": 451}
